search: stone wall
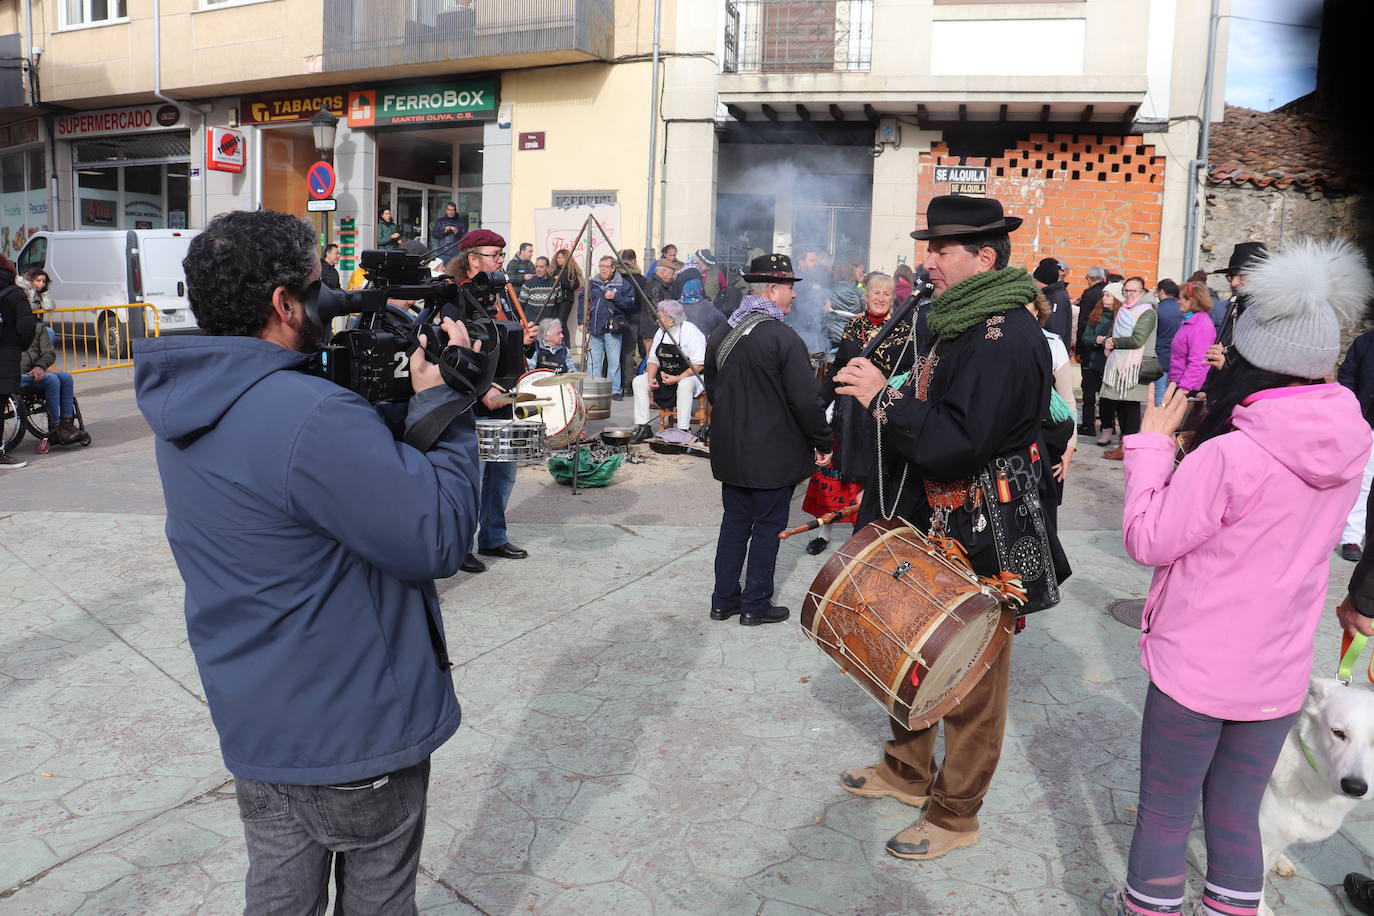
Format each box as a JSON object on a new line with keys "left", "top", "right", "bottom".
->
{"left": 1201, "top": 183, "right": 1361, "bottom": 265}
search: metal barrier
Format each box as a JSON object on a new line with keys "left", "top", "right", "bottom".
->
{"left": 35, "top": 305, "right": 161, "bottom": 374}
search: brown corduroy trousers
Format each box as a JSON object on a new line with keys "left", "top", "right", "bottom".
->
{"left": 875, "top": 637, "right": 1014, "bottom": 833}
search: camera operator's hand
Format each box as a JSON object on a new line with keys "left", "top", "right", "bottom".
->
{"left": 410, "top": 318, "right": 475, "bottom": 395}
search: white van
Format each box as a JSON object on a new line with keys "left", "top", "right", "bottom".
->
{"left": 16, "top": 229, "right": 200, "bottom": 354}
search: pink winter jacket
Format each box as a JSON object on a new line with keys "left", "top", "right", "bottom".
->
{"left": 1122, "top": 384, "right": 1371, "bottom": 721}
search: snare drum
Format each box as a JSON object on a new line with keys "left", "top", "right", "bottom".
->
{"left": 514, "top": 369, "right": 587, "bottom": 449}
{"left": 476, "top": 419, "right": 547, "bottom": 462}
{"left": 800, "top": 518, "right": 1014, "bottom": 731}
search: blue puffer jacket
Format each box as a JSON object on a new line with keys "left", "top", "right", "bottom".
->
{"left": 576, "top": 274, "right": 636, "bottom": 335}
{"left": 134, "top": 335, "right": 480, "bottom": 785}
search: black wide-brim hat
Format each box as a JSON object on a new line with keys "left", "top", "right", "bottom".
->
{"left": 1210, "top": 241, "right": 1269, "bottom": 275}
{"left": 911, "top": 194, "right": 1023, "bottom": 240}
{"left": 741, "top": 252, "right": 801, "bottom": 283}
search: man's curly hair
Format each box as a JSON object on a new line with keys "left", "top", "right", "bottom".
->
{"left": 183, "top": 211, "right": 317, "bottom": 337}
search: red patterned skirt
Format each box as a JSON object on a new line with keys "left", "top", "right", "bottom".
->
{"left": 801, "top": 467, "right": 864, "bottom": 521}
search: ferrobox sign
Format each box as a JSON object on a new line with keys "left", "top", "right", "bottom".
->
{"left": 347, "top": 79, "right": 499, "bottom": 128}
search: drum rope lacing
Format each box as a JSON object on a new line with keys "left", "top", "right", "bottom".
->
{"left": 804, "top": 532, "right": 1009, "bottom": 712}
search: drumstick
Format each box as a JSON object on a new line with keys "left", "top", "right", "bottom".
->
{"left": 505, "top": 283, "right": 530, "bottom": 327}
{"left": 779, "top": 504, "right": 860, "bottom": 540}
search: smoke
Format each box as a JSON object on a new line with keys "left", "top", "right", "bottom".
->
{"left": 715, "top": 143, "right": 876, "bottom": 278}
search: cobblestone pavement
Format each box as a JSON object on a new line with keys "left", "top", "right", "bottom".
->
{"left": 2, "top": 443, "right": 1370, "bottom": 914}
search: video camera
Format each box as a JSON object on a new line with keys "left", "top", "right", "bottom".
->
{"left": 304, "top": 249, "right": 527, "bottom": 409}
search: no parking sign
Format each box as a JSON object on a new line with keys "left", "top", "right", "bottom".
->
{"left": 307, "top": 161, "right": 336, "bottom": 200}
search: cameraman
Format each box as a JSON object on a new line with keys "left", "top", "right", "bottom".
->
{"left": 133, "top": 211, "right": 481, "bottom": 914}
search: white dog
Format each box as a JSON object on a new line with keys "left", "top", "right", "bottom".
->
{"left": 1257, "top": 677, "right": 1374, "bottom": 914}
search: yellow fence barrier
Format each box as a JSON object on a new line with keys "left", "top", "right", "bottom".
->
{"left": 36, "top": 305, "right": 162, "bottom": 375}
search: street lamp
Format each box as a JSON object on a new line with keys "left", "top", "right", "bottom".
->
{"left": 311, "top": 107, "right": 339, "bottom": 162}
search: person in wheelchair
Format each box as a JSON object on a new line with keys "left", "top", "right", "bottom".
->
{"left": 628, "top": 299, "right": 707, "bottom": 445}
{"left": 20, "top": 317, "right": 86, "bottom": 446}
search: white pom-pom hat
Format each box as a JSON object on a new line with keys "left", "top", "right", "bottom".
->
{"left": 1232, "top": 237, "right": 1374, "bottom": 380}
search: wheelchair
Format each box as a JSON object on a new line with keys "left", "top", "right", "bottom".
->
{"left": 2, "top": 385, "right": 88, "bottom": 453}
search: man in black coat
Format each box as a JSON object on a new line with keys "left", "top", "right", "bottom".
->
{"left": 833, "top": 195, "right": 1069, "bottom": 862}
{"left": 1075, "top": 266, "right": 1106, "bottom": 364}
{"left": 1, "top": 257, "right": 39, "bottom": 469}
{"left": 703, "top": 253, "right": 830, "bottom": 626}
{"left": 1033, "top": 256, "right": 1073, "bottom": 345}
{"left": 1204, "top": 241, "right": 1268, "bottom": 375}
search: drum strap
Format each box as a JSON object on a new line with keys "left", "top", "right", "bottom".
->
{"left": 716, "top": 313, "right": 774, "bottom": 370}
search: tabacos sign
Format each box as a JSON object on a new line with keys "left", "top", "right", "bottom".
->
{"left": 242, "top": 90, "right": 348, "bottom": 125}
{"left": 348, "top": 79, "right": 498, "bottom": 127}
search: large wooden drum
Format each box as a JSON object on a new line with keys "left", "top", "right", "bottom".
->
{"left": 801, "top": 518, "right": 1015, "bottom": 731}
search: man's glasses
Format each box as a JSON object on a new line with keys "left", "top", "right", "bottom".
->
{"left": 475, "top": 250, "right": 505, "bottom": 260}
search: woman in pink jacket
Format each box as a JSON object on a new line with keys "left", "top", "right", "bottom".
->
{"left": 1103, "top": 238, "right": 1373, "bottom": 916}
{"left": 1167, "top": 280, "right": 1217, "bottom": 394}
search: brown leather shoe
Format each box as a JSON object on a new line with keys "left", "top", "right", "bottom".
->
{"left": 839, "top": 766, "right": 929, "bottom": 808}
{"left": 885, "top": 819, "right": 980, "bottom": 860}
{"left": 1103, "top": 446, "right": 1124, "bottom": 461}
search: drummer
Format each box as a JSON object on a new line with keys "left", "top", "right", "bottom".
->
{"left": 529, "top": 318, "right": 575, "bottom": 373}
{"left": 627, "top": 300, "right": 706, "bottom": 445}
{"left": 832, "top": 195, "right": 1071, "bottom": 861}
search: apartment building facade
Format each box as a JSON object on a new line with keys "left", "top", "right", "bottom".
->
{"left": 2, "top": 0, "right": 1227, "bottom": 280}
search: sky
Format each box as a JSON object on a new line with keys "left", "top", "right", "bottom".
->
{"left": 1224, "top": 0, "right": 1323, "bottom": 110}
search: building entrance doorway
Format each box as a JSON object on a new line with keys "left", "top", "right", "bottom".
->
{"left": 376, "top": 126, "right": 482, "bottom": 259}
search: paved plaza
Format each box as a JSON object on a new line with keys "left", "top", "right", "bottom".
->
{"left": 1, "top": 370, "right": 1369, "bottom": 915}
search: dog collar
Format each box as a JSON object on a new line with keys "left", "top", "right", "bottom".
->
{"left": 1298, "top": 735, "right": 1321, "bottom": 775}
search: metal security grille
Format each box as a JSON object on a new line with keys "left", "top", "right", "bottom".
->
{"left": 726, "top": 0, "right": 873, "bottom": 73}
{"left": 73, "top": 133, "right": 191, "bottom": 165}
{"left": 552, "top": 190, "right": 617, "bottom": 208}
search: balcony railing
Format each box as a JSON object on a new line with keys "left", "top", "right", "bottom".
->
{"left": 323, "top": 0, "right": 614, "bottom": 72}
{"left": 724, "top": 0, "right": 873, "bottom": 74}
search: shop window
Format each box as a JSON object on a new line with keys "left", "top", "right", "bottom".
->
{"left": 261, "top": 125, "right": 318, "bottom": 220}
{"left": 76, "top": 163, "right": 187, "bottom": 230}
{"left": 62, "top": 0, "right": 128, "bottom": 27}
{"left": 1, "top": 148, "right": 50, "bottom": 258}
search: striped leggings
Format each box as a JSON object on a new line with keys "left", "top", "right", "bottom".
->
{"left": 1123, "top": 684, "right": 1298, "bottom": 916}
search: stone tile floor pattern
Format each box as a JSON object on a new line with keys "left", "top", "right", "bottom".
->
{"left": 1, "top": 512, "right": 1369, "bottom": 915}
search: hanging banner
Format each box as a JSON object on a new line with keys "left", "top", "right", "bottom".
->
{"left": 532, "top": 203, "right": 622, "bottom": 268}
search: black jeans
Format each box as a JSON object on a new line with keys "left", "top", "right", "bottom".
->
{"left": 712, "top": 483, "right": 794, "bottom": 612}
{"left": 1105, "top": 399, "right": 1142, "bottom": 436}
{"left": 236, "top": 759, "right": 430, "bottom": 915}
{"left": 1080, "top": 367, "right": 1103, "bottom": 430}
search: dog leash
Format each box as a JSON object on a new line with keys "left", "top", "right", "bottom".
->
{"left": 1338, "top": 631, "right": 1372, "bottom": 686}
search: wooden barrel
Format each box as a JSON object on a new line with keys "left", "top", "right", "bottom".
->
{"left": 582, "top": 376, "right": 612, "bottom": 419}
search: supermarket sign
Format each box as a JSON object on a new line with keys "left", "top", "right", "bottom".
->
{"left": 55, "top": 104, "right": 184, "bottom": 139}
{"left": 348, "top": 79, "right": 498, "bottom": 127}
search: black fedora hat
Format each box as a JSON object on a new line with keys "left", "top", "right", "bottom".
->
{"left": 911, "top": 194, "right": 1023, "bottom": 241}
{"left": 741, "top": 252, "right": 801, "bottom": 283}
{"left": 1210, "top": 241, "right": 1269, "bottom": 275}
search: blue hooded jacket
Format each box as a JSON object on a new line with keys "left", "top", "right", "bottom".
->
{"left": 134, "top": 335, "right": 480, "bottom": 785}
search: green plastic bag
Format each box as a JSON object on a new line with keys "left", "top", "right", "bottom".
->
{"left": 547, "top": 449, "right": 623, "bottom": 487}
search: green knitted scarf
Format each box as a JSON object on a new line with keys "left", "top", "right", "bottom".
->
{"left": 927, "top": 267, "right": 1039, "bottom": 341}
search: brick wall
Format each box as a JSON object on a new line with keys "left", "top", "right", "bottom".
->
{"left": 917, "top": 134, "right": 1166, "bottom": 282}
